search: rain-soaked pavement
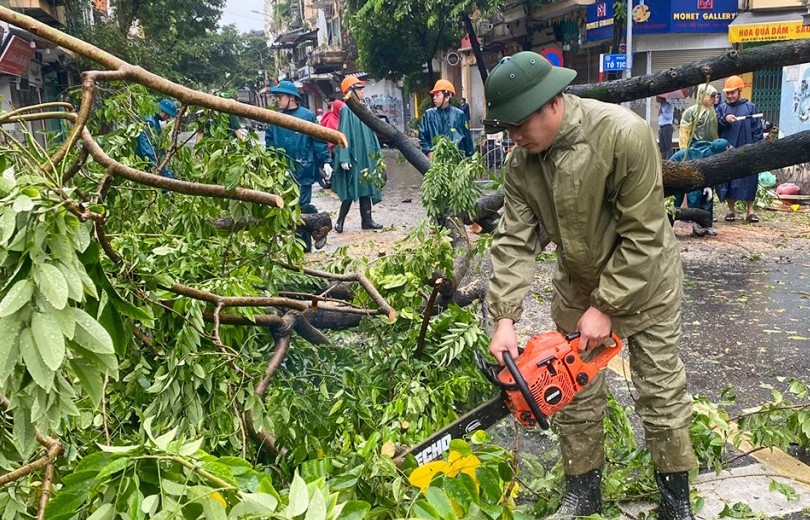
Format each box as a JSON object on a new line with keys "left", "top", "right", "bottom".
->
{"left": 313, "top": 149, "right": 810, "bottom": 518}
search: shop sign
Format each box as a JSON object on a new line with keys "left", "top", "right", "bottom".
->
{"left": 0, "top": 35, "right": 34, "bottom": 77}
{"left": 750, "top": 0, "right": 803, "bottom": 8}
{"left": 586, "top": 0, "right": 738, "bottom": 42}
{"left": 729, "top": 20, "right": 810, "bottom": 43}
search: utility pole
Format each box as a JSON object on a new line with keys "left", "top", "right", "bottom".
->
{"left": 625, "top": 0, "right": 633, "bottom": 79}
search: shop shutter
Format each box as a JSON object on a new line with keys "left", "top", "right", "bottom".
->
{"left": 650, "top": 49, "right": 727, "bottom": 142}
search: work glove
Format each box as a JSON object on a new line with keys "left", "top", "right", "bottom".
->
{"left": 702, "top": 187, "right": 713, "bottom": 204}
{"left": 340, "top": 162, "right": 351, "bottom": 171}
{"left": 322, "top": 163, "right": 333, "bottom": 179}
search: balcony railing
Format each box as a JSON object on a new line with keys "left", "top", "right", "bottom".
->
{"left": 309, "top": 46, "right": 347, "bottom": 71}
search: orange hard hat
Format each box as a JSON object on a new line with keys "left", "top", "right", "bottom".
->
{"left": 341, "top": 76, "right": 365, "bottom": 95}
{"left": 722, "top": 75, "right": 745, "bottom": 92}
{"left": 430, "top": 79, "right": 456, "bottom": 95}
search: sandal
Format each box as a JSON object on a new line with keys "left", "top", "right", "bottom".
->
{"left": 745, "top": 214, "right": 760, "bottom": 223}
{"left": 724, "top": 212, "right": 736, "bottom": 222}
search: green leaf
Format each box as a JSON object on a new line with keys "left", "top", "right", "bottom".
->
{"left": 286, "top": 472, "right": 309, "bottom": 517}
{"left": 178, "top": 438, "right": 204, "bottom": 457}
{"left": 72, "top": 307, "right": 115, "bottom": 354}
{"left": 0, "top": 317, "right": 22, "bottom": 381}
{"left": 425, "top": 487, "right": 455, "bottom": 519}
{"left": 36, "top": 263, "right": 69, "bottom": 310}
{"left": 96, "top": 456, "right": 130, "bottom": 480}
{"left": 12, "top": 194, "right": 34, "bottom": 212}
{"left": 0, "top": 279, "right": 33, "bottom": 317}
{"left": 304, "top": 487, "right": 327, "bottom": 520}
{"left": 20, "top": 327, "right": 54, "bottom": 390}
{"left": 12, "top": 407, "right": 37, "bottom": 459}
{"left": 56, "top": 261, "right": 84, "bottom": 302}
{"left": 86, "top": 503, "right": 114, "bottom": 520}
{"left": 412, "top": 500, "right": 441, "bottom": 519}
{"left": 141, "top": 495, "right": 160, "bottom": 516}
{"left": 228, "top": 493, "right": 278, "bottom": 518}
{"left": 335, "top": 501, "right": 371, "bottom": 520}
{"left": 97, "top": 443, "right": 139, "bottom": 454}
{"left": 1, "top": 208, "right": 16, "bottom": 245}
{"left": 31, "top": 311, "right": 66, "bottom": 371}
{"left": 70, "top": 359, "right": 104, "bottom": 406}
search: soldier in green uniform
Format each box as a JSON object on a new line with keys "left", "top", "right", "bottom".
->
{"left": 483, "top": 52, "right": 697, "bottom": 520}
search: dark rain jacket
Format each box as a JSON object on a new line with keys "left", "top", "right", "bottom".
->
{"left": 265, "top": 106, "right": 331, "bottom": 185}
{"left": 418, "top": 105, "right": 475, "bottom": 157}
{"left": 135, "top": 115, "right": 174, "bottom": 179}
{"left": 487, "top": 94, "right": 683, "bottom": 338}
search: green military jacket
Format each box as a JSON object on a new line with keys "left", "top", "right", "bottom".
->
{"left": 487, "top": 94, "right": 683, "bottom": 338}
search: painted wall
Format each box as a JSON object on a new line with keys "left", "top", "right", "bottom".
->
{"left": 361, "top": 79, "right": 405, "bottom": 132}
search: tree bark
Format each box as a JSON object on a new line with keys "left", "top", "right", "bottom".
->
{"left": 212, "top": 212, "right": 332, "bottom": 238}
{"left": 461, "top": 12, "right": 487, "bottom": 84}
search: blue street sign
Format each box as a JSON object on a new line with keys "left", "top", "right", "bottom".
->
{"left": 602, "top": 54, "right": 627, "bottom": 72}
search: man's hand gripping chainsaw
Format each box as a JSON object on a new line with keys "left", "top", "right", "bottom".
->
{"left": 405, "top": 330, "right": 622, "bottom": 466}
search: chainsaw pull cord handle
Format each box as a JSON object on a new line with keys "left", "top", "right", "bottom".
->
{"left": 502, "top": 351, "right": 550, "bottom": 430}
{"left": 567, "top": 332, "right": 623, "bottom": 370}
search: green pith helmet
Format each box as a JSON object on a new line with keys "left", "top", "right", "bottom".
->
{"left": 483, "top": 51, "right": 576, "bottom": 133}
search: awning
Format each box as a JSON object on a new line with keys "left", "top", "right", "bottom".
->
{"left": 728, "top": 10, "right": 810, "bottom": 43}
{"left": 269, "top": 28, "right": 318, "bottom": 49}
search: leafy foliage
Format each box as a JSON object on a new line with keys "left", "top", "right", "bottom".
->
{"left": 64, "top": 0, "right": 270, "bottom": 91}
{"left": 420, "top": 138, "right": 484, "bottom": 220}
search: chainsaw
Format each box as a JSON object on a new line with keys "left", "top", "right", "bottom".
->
{"left": 405, "top": 330, "right": 622, "bottom": 466}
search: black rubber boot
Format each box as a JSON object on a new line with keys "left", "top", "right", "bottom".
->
{"left": 656, "top": 471, "right": 695, "bottom": 520}
{"left": 334, "top": 200, "right": 352, "bottom": 233}
{"left": 546, "top": 468, "right": 602, "bottom": 519}
{"left": 359, "top": 197, "right": 382, "bottom": 230}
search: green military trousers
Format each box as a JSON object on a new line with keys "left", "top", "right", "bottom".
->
{"left": 554, "top": 309, "right": 698, "bottom": 475}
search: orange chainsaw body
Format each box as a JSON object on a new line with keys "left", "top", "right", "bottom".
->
{"left": 497, "top": 331, "right": 622, "bottom": 427}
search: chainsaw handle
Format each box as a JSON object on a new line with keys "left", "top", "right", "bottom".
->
{"left": 569, "top": 332, "right": 623, "bottom": 368}
{"left": 503, "top": 351, "right": 550, "bottom": 430}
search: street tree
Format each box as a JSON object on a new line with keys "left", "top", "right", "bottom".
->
{"left": 63, "top": 0, "right": 265, "bottom": 90}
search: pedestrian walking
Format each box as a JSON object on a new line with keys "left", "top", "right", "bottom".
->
{"left": 460, "top": 97, "right": 471, "bottom": 121}
{"left": 136, "top": 98, "right": 177, "bottom": 179}
{"left": 483, "top": 51, "right": 697, "bottom": 520}
{"left": 265, "top": 80, "right": 332, "bottom": 251}
{"left": 657, "top": 96, "right": 674, "bottom": 160}
{"left": 418, "top": 79, "right": 474, "bottom": 158}
{"left": 332, "top": 77, "right": 383, "bottom": 232}
{"left": 715, "top": 75, "right": 764, "bottom": 223}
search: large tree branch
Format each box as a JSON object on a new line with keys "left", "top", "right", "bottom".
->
{"left": 567, "top": 39, "right": 810, "bottom": 103}
{"left": 0, "top": 7, "right": 347, "bottom": 148}
{"left": 81, "top": 128, "right": 285, "bottom": 207}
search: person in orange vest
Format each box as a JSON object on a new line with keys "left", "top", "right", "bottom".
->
{"left": 418, "top": 79, "right": 474, "bottom": 158}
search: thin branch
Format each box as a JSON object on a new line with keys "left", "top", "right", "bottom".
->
{"left": 0, "top": 435, "right": 63, "bottom": 486}
{"left": 414, "top": 278, "right": 442, "bottom": 359}
{"left": 169, "top": 282, "right": 388, "bottom": 316}
{"left": 36, "top": 463, "right": 54, "bottom": 520}
{"left": 275, "top": 262, "right": 397, "bottom": 320}
{"left": 155, "top": 104, "right": 187, "bottom": 176}
{"left": 81, "top": 128, "right": 285, "bottom": 208}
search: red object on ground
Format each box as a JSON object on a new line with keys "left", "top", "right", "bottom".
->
{"left": 776, "top": 183, "right": 801, "bottom": 196}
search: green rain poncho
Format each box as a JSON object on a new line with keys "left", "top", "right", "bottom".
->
{"left": 333, "top": 105, "right": 383, "bottom": 203}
